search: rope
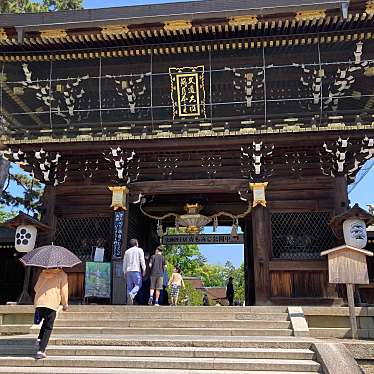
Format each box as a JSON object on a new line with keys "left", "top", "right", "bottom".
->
{"left": 140, "top": 201, "right": 251, "bottom": 221}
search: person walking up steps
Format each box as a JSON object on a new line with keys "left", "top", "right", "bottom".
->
{"left": 34, "top": 268, "right": 69, "bottom": 359}
{"left": 148, "top": 246, "right": 166, "bottom": 306}
{"left": 168, "top": 266, "right": 184, "bottom": 306}
{"left": 123, "top": 238, "right": 146, "bottom": 304}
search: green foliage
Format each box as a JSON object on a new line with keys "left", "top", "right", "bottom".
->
{"left": 232, "top": 262, "right": 245, "bottom": 303}
{"left": 162, "top": 228, "right": 245, "bottom": 304}
{"left": 177, "top": 280, "right": 206, "bottom": 306}
{"left": 0, "top": 206, "right": 17, "bottom": 223}
{"left": 163, "top": 228, "right": 206, "bottom": 276}
{"left": 199, "top": 263, "right": 225, "bottom": 287}
{"left": 0, "top": 0, "right": 82, "bottom": 13}
{"left": 0, "top": 166, "right": 44, "bottom": 216}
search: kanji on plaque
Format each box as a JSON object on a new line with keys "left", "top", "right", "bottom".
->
{"left": 169, "top": 66, "right": 206, "bottom": 119}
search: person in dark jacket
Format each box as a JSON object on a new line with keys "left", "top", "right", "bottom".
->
{"left": 203, "top": 293, "right": 209, "bottom": 306}
{"left": 226, "top": 276, "right": 234, "bottom": 306}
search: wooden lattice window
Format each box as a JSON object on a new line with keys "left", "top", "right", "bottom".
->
{"left": 271, "top": 212, "right": 335, "bottom": 260}
{"left": 54, "top": 216, "right": 112, "bottom": 261}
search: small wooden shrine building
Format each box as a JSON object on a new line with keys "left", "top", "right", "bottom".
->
{"left": 1, "top": 0, "right": 374, "bottom": 304}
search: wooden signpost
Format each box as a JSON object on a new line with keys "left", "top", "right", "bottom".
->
{"left": 321, "top": 245, "right": 373, "bottom": 339}
{"left": 322, "top": 204, "right": 374, "bottom": 339}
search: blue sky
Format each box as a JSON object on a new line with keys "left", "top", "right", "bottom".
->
{"left": 83, "top": 0, "right": 187, "bottom": 7}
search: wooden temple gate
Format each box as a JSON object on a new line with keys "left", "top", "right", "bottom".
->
{"left": 1, "top": 0, "right": 374, "bottom": 304}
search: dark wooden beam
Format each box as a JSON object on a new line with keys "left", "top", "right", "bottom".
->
{"left": 130, "top": 179, "right": 248, "bottom": 195}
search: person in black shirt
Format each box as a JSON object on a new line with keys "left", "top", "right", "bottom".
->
{"left": 148, "top": 246, "right": 166, "bottom": 306}
{"left": 226, "top": 277, "right": 234, "bottom": 306}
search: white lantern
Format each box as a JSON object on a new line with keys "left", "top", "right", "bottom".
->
{"left": 15, "top": 225, "right": 37, "bottom": 253}
{"left": 343, "top": 218, "right": 367, "bottom": 249}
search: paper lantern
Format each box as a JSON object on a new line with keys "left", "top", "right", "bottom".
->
{"left": 343, "top": 218, "right": 367, "bottom": 249}
{"left": 15, "top": 225, "right": 37, "bottom": 253}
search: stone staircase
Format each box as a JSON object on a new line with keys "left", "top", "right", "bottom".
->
{"left": 0, "top": 306, "right": 322, "bottom": 373}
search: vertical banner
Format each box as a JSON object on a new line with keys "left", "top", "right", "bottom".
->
{"left": 169, "top": 65, "right": 206, "bottom": 119}
{"left": 112, "top": 210, "right": 125, "bottom": 258}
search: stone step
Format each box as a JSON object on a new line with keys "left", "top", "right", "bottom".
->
{"left": 309, "top": 328, "right": 353, "bottom": 338}
{"left": 59, "top": 312, "right": 290, "bottom": 321}
{"left": 0, "top": 335, "right": 314, "bottom": 349}
{"left": 54, "top": 319, "right": 291, "bottom": 329}
{"left": 0, "top": 368, "right": 321, "bottom": 374}
{"left": 67, "top": 306, "right": 289, "bottom": 313}
{"left": 0, "top": 356, "right": 321, "bottom": 372}
{"left": 0, "top": 345, "right": 315, "bottom": 360}
{"left": 0, "top": 325, "right": 31, "bottom": 335}
{"left": 41, "top": 327, "right": 293, "bottom": 336}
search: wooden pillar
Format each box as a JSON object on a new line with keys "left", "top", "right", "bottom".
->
{"left": 329, "top": 176, "right": 349, "bottom": 300}
{"left": 40, "top": 186, "right": 57, "bottom": 245}
{"left": 346, "top": 283, "right": 358, "bottom": 339}
{"left": 111, "top": 196, "right": 129, "bottom": 305}
{"left": 252, "top": 205, "right": 272, "bottom": 305}
{"left": 243, "top": 218, "right": 255, "bottom": 305}
{"left": 334, "top": 176, "right": 349, "bottom": 215}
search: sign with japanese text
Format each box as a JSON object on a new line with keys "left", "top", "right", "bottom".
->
{"left": 169, "top": 66, "right": 206, "bottom": 119}
{"left": 162, "top": 234, "right": 244, "bottom": 245}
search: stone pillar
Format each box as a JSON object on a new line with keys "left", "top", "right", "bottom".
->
{"left": 251, "top": 205, "right": 272, "bottom": 305}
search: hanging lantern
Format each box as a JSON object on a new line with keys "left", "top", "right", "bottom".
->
{"left": 15, "top": 225, "right": 37, "bottom": 253}
{"left": 230, "top": 219, "right": 239, "bottom": 238}
{"left": 157, "top": 220, "right": 164, "bottom": 237}
{"left": 343, "top": 218, "right": 367, "bottom": 249}
{"left": 176, "top": 203, "right": 212, "bottom": 234}
{"left": 213, "top": 216, "right": 218, "bottom": 232}
{"left": 249, "top": 182, "right": 268, "bottom": 207}
{"left": 1, "top": 212, "right": 50, "bottom": 253}
{"left": 108, "top": 186, "right": 129, "bottom": 211}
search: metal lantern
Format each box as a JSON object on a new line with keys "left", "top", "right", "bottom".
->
{"left": 108, "top": 186, "right": 129, "bottom": 211}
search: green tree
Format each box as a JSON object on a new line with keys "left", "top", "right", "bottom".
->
{"left": 0, "top": 205, "right": 17, "bottom": 223}
{"left": 0, "top": 165, "right": 44, "bottom": 216}
{"left": 0, "top": 0, "right": 82, "bottom": 13}
{"left": 162, "top": 228, "right": 245, "bottom": 303}
{"left": 163, "top": 228, "right": 207, "bottom": 276}
{"left": 177, "top": 280, "right": 206, "bottom": 306}
{"left": 199, "top": 263, "right": 225, "bottom": 287}
{"left": 232, "top": 262, "right": 245, "bottom": 303}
